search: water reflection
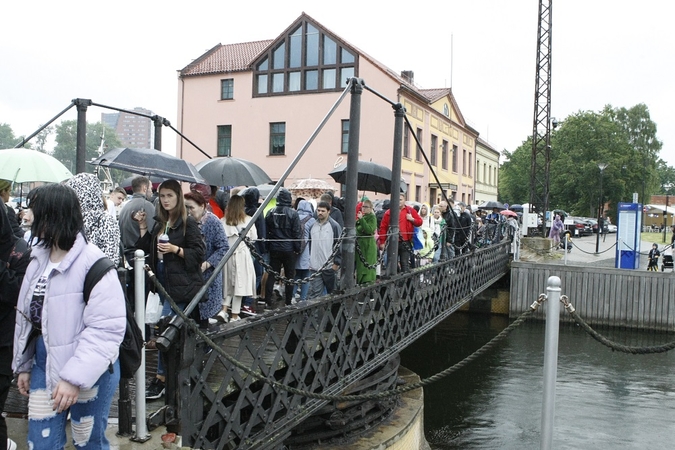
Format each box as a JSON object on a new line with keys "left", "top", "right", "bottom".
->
{"left": 400, "top": 308, "right": 675, "bottom": 449}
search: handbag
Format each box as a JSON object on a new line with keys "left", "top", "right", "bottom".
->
{"left": 145, "top": 291, "right": 162, "bottom": 324}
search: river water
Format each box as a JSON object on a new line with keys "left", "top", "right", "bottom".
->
{"left": 400, "top": 304, "right": 675, "bottom": 449}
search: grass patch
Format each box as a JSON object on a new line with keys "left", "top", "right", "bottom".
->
{"left": 641, "top": 232, "right": 672, "bottom": 245}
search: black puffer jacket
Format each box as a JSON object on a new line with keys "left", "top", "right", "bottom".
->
{"left": 137, "top": 215, "right": 205, "bottom": 303}
{"left": 243, "top": 187, "right": 267, "bottom": 255}
{"left": 265, "top": 188, "right": 302, "bottom": 254}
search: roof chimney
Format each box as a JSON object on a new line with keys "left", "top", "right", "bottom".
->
{"left": 401, "top": 70, "right": 414, "bottom": 84}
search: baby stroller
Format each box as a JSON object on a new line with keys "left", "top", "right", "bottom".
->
{"left": 661, "top": 246, "right": 674, "bottom": 272}
{"left": 558, "top": 230, "right": 573, "bottom": 253}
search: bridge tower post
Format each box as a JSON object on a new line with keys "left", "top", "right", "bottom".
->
{"left": 74, "top": 98, "right": 92, "bottom": 173}
{"left": 530, "top": 0, "right": 553, "bottom": 235}
{"left": 341, "top": 78, "right": 364, "bottom": 290}
{"left": 386, "top": 103, "right": 405, "bottom": 276}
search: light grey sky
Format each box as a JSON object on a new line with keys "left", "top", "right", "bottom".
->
{"left": 1, "top": 0, "right": 673, "bottom": 168}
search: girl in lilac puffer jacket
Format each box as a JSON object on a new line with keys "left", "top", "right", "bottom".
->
{"left": 12, "top": 183, "right": 125, "bottom": 450}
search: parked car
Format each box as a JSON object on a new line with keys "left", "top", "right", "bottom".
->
{"left": 607, "top": 224, "right": 617, "bottom": 233}
{"left": 567, "top": 217, "right": 592, "bottom": 236}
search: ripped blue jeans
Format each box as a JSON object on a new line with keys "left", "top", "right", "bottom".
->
{"left": 27, "top": 336, "right": 119, "bottom": 449}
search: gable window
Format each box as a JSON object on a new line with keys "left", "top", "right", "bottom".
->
{"left": 217, "top": 125, "right": 232, "bottom": 156}
{"left": 270, "top": 122, "right": 286, "bottom": 155}
{"left": 430, "top": 134, "right": 438, "bottom": 166}
{"left": 254, "top": 20, "right": 357, "bottom": 96}
{"left": 341, "top": 120, "right": 349, "bottom": 154}
{"left": 441, "top": 140, "right": 448, "bottom": 170}
{"left": 220, "top": 79, "right": 234, "bottom": 100}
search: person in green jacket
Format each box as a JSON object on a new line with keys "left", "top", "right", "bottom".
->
{"left": 355, "top": 198, "right": 378, "bottom": 284}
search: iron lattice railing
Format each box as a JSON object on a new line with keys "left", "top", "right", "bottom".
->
{"left": 168, "top": 240, "right": 511, "bottom": 449}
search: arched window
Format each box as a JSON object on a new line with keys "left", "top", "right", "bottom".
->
{"left": 254, "top": 20, "right": 357, "bottom": 96}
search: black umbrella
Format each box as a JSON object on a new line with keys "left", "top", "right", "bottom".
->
{"left": 119, "top": 175, "right": 164, "bottom": 194}
{"left": 478, "top": 200, "right": 506, "bottom": 210}
{"left": 328, "top": 161, "right": 406, "bottom": 195}
{"left": 90, "top": 148, "right": 205, "bottom": 183}
{"left": 195, "top": 157, "right": 272, "bottom": 187}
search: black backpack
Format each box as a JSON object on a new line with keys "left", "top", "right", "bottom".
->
{"left": 84, "top": 257, "right": 143, "bottom": 379}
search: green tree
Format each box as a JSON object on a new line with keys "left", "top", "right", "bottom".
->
{"left": 498, "top": 137, "right": 532, "bottom": 205}
{"left": 34, "top": 125, "right": 54, "bottom": 153}
{"left": 656, "top": 159, "right": 675, "bottom": 194}
{"left": 52, "top": 120, "right": 125, "bottom": 184}
{"left": 499, "top": 104, "right": 663, "bottom": 219}
{"left": 0, "top": 123, "right": 17, "bottom": 148}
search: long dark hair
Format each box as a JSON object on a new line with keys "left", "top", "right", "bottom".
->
{"left": 156, "top": 179, "right": 188, "bottom": 235}
{"left": 30, "top": 183, "right": 84, "bottom": 251}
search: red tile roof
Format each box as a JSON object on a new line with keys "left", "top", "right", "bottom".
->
{"left": 418, "top": 88, "right": 452, "bottom": 103}
{"left": 180, "top": 40, "right": 273, "bottom": 77}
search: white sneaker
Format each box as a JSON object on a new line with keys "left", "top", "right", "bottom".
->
{"left": 7, "top": 438, "right": 17, "bottom": 450}
{"left": 216, "top": 310, "right": 229, "bottom": 323}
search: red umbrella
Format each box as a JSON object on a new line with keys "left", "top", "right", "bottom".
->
{"left": 500, "top": 210, "right": 518, "bottom": 217}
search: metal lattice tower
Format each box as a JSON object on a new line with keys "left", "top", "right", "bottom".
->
{"left": 530, "top": 0, "right": 553, "bottom": 232}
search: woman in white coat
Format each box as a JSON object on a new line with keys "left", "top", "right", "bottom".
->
{"left": 220, "top": 195, "right": 257, "bottom": 322}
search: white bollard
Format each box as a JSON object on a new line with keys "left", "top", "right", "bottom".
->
{"left": 541, "top": 276, "right": 561, "bottom": 450}
{"left": 133, "top": 250, "right": 150, "bottom": 442}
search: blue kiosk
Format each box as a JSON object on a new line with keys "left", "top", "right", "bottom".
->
{"left": 615, "top": 202, "right": 642, "bottom": 269}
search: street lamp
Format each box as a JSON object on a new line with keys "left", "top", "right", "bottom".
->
{"left": 595, "top": 163, "right": 608, "bottom": 254}
{"left": 663, "top": 183, "right": 673, "bottom": 243}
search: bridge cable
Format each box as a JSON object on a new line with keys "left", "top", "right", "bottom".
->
{"left": 560, "top": 295, "right": 675, "bottom": 354}
{"left": 146, "top": 263, "right": 534, "bottom": 401}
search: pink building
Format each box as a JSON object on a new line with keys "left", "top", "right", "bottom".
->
{"left": 177, "top": 13, "right": 477, "bottom": 204}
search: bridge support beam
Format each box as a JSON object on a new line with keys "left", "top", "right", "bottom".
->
{"left": 341, "top": 78, "right": 364, "bottom": 290}
{"left": 386, "top": 103, "right": 405, "bottom": 276}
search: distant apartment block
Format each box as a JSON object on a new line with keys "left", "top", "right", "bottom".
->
{"left": 101, "top": 107, "right": 153, "bottom": 148}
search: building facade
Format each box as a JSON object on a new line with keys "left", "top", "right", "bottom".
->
{"left": 101, "top": 107, "right": 153, "bottom": 149}
{"left": 176, "top": 13, "right": 478, "bottom": 205}
{"left": 474, "top": 137, "right": 500, "bottom": 205}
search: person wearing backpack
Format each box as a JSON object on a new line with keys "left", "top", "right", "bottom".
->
{"left": 12, "top": 183, "right": 126, "bottom": 450}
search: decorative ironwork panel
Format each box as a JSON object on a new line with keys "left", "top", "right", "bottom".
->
{"left": 173, "top": 240, "right": 511, "bottom": 449}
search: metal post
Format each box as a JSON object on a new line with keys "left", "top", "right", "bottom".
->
{"left": 541, "top": 276, "right": 561, "bottom": 450}
{"left": 74, "top": 98, "right": 92, "bottom": 173}
{"left": 386, "top": 103, "right": 405, "bottom": 276}
{"left": 153, "top": 116, "right": 163, "bottom": 151}
{"left": 132, "top": 250, "right": 151, "bottom": 442}
{"left": 341, "top": 78, "right": 363, "bottom": 290}
{"left": 663, "top": 193, "right": 669, "bottom": 243}
{"left": 595, "top": 163, "right": 607, "bottom": 254}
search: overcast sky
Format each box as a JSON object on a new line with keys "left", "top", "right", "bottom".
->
{"left": 2, "top": 0, "right": 673, "bottom": 168}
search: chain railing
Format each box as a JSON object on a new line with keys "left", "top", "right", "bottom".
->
{"left": 158, "top": 239, "right": 512, "bottom": 449}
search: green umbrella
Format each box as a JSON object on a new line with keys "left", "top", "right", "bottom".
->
{"left": 0, "top": 148, "right": 73, "bottom": 183}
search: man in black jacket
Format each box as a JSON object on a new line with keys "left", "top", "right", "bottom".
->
{"left": 243, "top": 187, "right": 266, "bottom": 298}
{"left": 439, "top": 199, "right": 459, "bottom": 260}
{"left": 264, "top": 189, "right": 302, "bottom": 307}
{"left": 455, "top": 202, "right": 473, "bottom": 254}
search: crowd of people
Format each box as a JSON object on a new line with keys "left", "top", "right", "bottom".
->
{"left": 0, "top": 173, "right": 515, "bottom": 448}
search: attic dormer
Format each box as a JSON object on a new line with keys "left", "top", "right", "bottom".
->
{"left": 252, "top": 13, "right": 359, "bottom": 96}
